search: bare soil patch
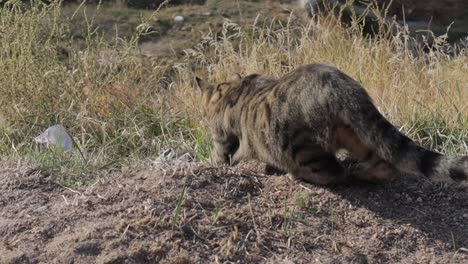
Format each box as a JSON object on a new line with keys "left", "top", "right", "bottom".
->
{"left": 0, "top": 159, "right": 467, "bottom": 263}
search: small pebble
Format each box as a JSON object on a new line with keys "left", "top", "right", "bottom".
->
{"left": 174, "top": 16, "right": 184, "bottom": 28}
{"left": 416, "top": 197, "right": 422, "bottom": 203}
{"left": 463, "top": 213, "right": 468, "bottom": 218}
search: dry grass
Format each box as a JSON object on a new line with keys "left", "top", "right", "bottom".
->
{"left": 0, "top": 0, "right": 466, "bottom": 181}
{"left": 0, "top": 0, "right": 194, "bottom": 168}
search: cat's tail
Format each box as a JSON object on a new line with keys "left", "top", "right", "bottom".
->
{"left": 329, "top": 68, "right": 467, "bottom": 183}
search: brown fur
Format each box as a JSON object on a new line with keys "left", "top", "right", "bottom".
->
{"left": 195, "top": 64, "right": 468, "bottom": 185}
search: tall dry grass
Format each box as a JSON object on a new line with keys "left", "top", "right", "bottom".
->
{"left": 0, "top": 0, "right": 466, "bottom": 180}
{"left": 0, "top": 0, "right": 194, "bottom": 168}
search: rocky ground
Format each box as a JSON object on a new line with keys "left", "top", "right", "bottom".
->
{"left": 1, "top": 159, "right": 466, "bottom": 263}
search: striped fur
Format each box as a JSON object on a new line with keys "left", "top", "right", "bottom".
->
{"left": 195, "top": 64, "right": 468, "bottom": 185}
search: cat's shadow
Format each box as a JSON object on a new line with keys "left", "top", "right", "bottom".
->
{"left": 264, "top": 161, "right": 467, "bottom": 252}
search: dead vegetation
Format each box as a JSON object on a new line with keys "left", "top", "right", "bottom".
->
{"left": 0, "top": 0, "right": 465, "bottom": 172}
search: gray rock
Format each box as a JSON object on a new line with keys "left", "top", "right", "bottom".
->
{"left": 34, "top": 125, "right": 73, "bottom": 152}
{"left": 301, "top": 0, "right": 468, "bottom": 45}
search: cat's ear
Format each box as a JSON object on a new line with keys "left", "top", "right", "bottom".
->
{"left": 194, "top": 77, "right": 210, "bottom": 92}
{"left": 230, "top": 73, "right": 242, "bottom": 84}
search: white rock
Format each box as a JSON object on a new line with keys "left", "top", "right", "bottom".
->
{"left": 174, "top": 15, "right": 184, "bottom": 27}
{"left": 34, "top": 125, "right": 73, "bottom": 152}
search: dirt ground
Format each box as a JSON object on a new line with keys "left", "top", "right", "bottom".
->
{"left": 1, "top": 158, "right": 466, "bottom": 263}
